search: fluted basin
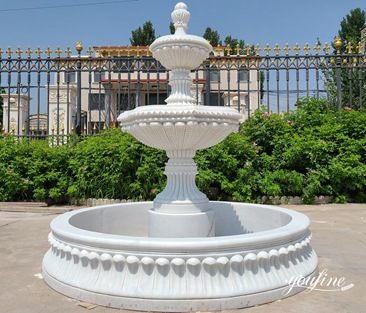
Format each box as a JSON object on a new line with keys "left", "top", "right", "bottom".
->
{"left": 150, "top": 35, "right": 211, "bottom": 70}
{"left": 43, "top": 202, "right": 318, "bottom": 312}
{"left": 119, "top": 105, "right": 241, "bottom": 151}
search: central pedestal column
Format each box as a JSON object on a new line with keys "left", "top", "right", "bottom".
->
{"left": 149, "top": 150, "right": 215, "bottom": 238}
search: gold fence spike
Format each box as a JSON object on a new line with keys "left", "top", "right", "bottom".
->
{"left": 71, "top": 124, "right": 74, "bottom": 132}
{"left": 11, "top": 125, "right": 15, "bottom": 133}
{"left": 51, "top": 125, "right": 55, "bottom": 134}
{"left": 254, "top": 44, "right": 261, "bottom": 56}
{"left": 284, "top": 43, "right": 291, "bottom": 56}
{"left": 26, "top": 46, "right": 32, "bottom": 58}
{"left": 45, "top": 46, "right": 52, "bottom": 58}
{"left": 323, "top": 42, "right": 330, "bottom": 55}
{"left": 116, "top": 47, "right": 121, "bottom": 58}
{"left": 293, "top": 43, "right": 301, "bottom": 56}
{"left": 314, "top": 42, "right": 320, "bottom": 55}
{"left": 93, "top": 123, "right": 97, "bottom": 134}
{"left": 22, "top": 124, "right": 25, "bottom": 134}
{"left": 146, "top": 45, "right": 151, "bottom": 57}
{"left": 346, "top": 42, "right": 353, "bottom": 54}
{"left": 86, "top": 46, "right": 93, "bottom": 58}
{"left": 41, "top": 124, "right": 45, "bottom": 134}
{"left": 136, "top": 46, "right": 141, "bottom": 57}
{"left": 55, "top": 46, "right": 62, "bottom": 58}
{"left": 244, "top": 44, "right": 251, "bottom": 56}
{"left": 274, "top": 43, "right": 280, "bottom": 56}
{"left": 84, "top": 124, "right": 87, "bottom": 135}
{"left": 264, "top": 44, "right": 271, "bottom": 56}
{"left": 16, "top": 46, "right": 22, "bottom": 59}
{"left": 214, "top": 44, "right": 222, "bottom": 56}
{"left": 235, "top": 44, "right": 241, "bottom": 56}
{"left": 6, "top": 46, "right": 13, "bottom": 59}
{"left": 36, "top": 47, "right": 42, "bottom": 58}
{"left": 31, "top": 125, "right": 35, "bottom": 134}
{"left": 304, "top": 43, "right": 310, "bottom": 56}
{"left": 127, "top": 46, "right": 131, "bottom": 57}
{"left": 356, "top": 41, "right": 363, "bottom": 54}
{"left": 225, "top": 44, "right": 232, "bottom": 56}
{"left": 65, "top": 46, "right": 72, "bottom": 58}
{"left": 61, "top": 123, "right": 65, "bottom": 134}
{"left": 0, "top": 47, "right": 3, "bottom": 58}
{"left": 103, "top": 123, "right": 107, "bottom": 130}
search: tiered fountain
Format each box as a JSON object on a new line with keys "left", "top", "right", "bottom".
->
{"left": 42, "top": 3, "right": 318, "bottom": 312}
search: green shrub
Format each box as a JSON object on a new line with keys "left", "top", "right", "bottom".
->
{"left": 1, "top": 99, "right": 365, "bottom": 204}
{"left": 0, "top": 136, "right": 71, "bottom": 203}
{"left": 195, "top": 132, "right": 257, "bottom": 201}
{"left": 67, "top": 128, "right": 167, "bottom": 201}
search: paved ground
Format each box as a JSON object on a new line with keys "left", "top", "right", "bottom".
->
{"left": 0, "top": 202, "right": 365, "bottom": 313}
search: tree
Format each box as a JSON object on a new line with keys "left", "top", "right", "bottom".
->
{"left": 203, "top": 27, "right": 222, "bottom": 46}
{"left": 224, "top": 36, "right": 244, "bottom": 55}
{"left": 336, "top": 8, "right": 366, "bottom": 54}
{"left": 169, "top": 22, "right": 175, "bottom": 34}
{"left": 129, "top": 21, "right": 156, "bottom": 46}
{"left": 328, "top": 8, "right": 366, "bottom": 109}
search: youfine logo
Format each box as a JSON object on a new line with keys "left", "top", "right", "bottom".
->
{"left": 283, "top": 269, "right": 355, "bottom": 295}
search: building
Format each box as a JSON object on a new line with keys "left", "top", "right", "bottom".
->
{"left": 1, "top": 45, "right": 261, "bottom": 136}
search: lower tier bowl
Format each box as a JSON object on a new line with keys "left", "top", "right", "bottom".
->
{"left": 42, "top": 201, "right": 318, "bottom": 312}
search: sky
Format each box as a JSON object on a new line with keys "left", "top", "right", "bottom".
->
{"left": 1, "top": 0, "right": 365, "bottom": 57}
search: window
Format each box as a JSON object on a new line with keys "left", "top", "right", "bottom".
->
{"left": 146, "top": 92, "right": 168, "bottom": 105}
{"left": 203, "top": 92, "right": 224, "bottom": 106}
{"left": 245, "top": 95, "right": 249, "bottom": 110}
{"left": 94, "top": 70, "right": 105, "bottom": 83}
{"left": 65, "top": 68, "right": 76, "bottom": 83}
{"left": 210, "top": 67, "right": 220, "bottom": 81}
{"left": 89, "top": 93, "right": 105, "bottom": 110}
{"left": 238, "top": 68, "right": 249, "bottom": 81}
{"left": 118, "top": 93, "right": 136, "bottom": 111}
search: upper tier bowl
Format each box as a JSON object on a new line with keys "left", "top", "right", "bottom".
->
{"left": 118, "top": 105, "right": 241, "bottom": 151}
{"left": 149, "top": 34, "right": 212, "bottom": 71}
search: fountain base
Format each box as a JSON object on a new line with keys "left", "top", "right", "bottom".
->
{"left": 43, "top": 267, "right": 318, "bottom": 312}
{"left": 149, "top": 208, "right": 215, "bottom": 237}
{"left": 42, "top": 201, "right": 318, "bottom": 312}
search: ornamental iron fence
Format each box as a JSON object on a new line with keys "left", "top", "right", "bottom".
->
{"left": 0, "top": 38, "right": 365, "bottom": 139}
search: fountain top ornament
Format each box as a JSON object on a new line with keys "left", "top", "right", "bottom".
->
{"left": 149, "top": 2, "right": 212, "bottom": 80}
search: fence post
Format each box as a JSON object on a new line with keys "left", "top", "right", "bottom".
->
{"left": 105, "top": 83, "right": 111, "bottom": 129}
{"left": 334, "top": 37, "right": 343, "bottom": 114}
{"left": 75, "top": 41, "right": 83, "bottom": 135}
{"left": 205, "top": 60, "right": 211, "bottom": 105}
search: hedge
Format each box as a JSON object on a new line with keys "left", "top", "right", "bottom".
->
{"left": 1, "top": 98, "right": 365, "bottom": 204}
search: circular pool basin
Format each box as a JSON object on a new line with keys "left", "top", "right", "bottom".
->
{"left": 42, "top": 201, "right": 318, "bottom": 312}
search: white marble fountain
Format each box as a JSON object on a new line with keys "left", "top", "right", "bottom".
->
{"left": 42, "top": 3, "right": 318, "bottom": 311}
